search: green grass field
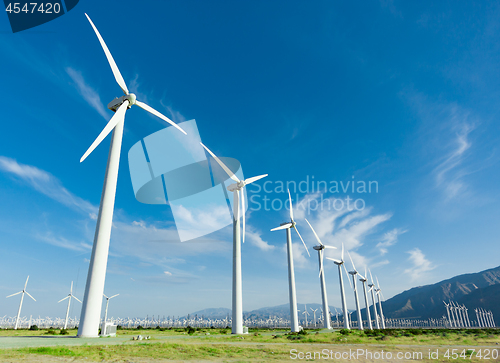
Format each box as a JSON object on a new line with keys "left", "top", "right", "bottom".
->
{"left": 0, "top": 327, "right": 499, "bottom": 362}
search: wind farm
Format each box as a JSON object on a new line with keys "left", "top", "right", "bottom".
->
{"left": 1, "top": 1, "right": 499, "bottom": 362}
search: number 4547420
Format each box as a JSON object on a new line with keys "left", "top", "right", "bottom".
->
{"left": 5, "top": 3, "right": 61, "bottom": 14}
{"left": 444, "top": 348, "right": 499, "bottom": 359}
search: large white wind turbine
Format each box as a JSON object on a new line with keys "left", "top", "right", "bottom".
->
{"left": 368, "top": 269, "right": 380, "bottom": 329}
{"left": 200, "top": 143, "right": 267, "bottom": 334}
{"left": 58, "top": 281, "right": 82, "bottom": 330}
{"left": 326, "top": 243, "right": 351, "bottom": 329}
{"left": 77, "top": 14, "right": 187, "bottom": 338}
{"left": 271, "top": 190, "right": 310, "bottom": 332}
{"left": 305, "top": 218, "right": 336, "bottom": 329}
{"left": 347, "top": 251, "right": 363, "bottom": 330}
{"left": 6, "top": 276, "right": 36, "bottom": 330}
{"left": 359, "top": 267, "right": 373, "bottom": 330}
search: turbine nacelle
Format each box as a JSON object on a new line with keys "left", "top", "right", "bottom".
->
{"left": 227, "top": 180, "right": 246, "bottom": 192}
{"left": 107, "top": 93, "right": 137, "bottom": 111}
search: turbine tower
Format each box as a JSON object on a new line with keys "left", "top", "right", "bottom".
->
{"left": 58, "top": 281, "right": 82, "bottom": 330}
{"left": 326, "top": 243, "right": 351, "bottom": 329}
{"left": 305, "top": 218, "right": 336, "bottom": 329}
{"left": 271, "top": 190, "right": 310, "bottom": 333}
{"left": 347, "top": 251, "right": 363, "bottom": 330}
{"left": 78, "top": 14, "right": 187, "bottom": 338}
{"left": 200, "top": 143, "right": 267, "bottom": 334}
{"left": 6, "top": 276, "right": 36, "bottom": 330}
{"left": 375, "top": 276, "right": 386, "bottom": 329}
{"left": 359, "top": 267, "right": 373, "bottom": 330}
{"left": 368, "top": 269, "right": 380, "bottom": 329}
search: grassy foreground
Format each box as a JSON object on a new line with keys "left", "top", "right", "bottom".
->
{"left": 0, "top": 327, "right": 499, "bottom": 362}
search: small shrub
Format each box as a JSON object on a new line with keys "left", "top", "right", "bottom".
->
{"left": 136, "top": 325, "right": 143, "bottom": 330}
{"left": 60, "top": 329, "right": 69, "bottom": 335}
{"left": 339, "top": 329, "right": 351, "bottom": 335}
{"left": 46, "top": 329, "right": 57, "bottom": 335}
{"left": 29, "top": 325, "right": 38, "bottom": 331}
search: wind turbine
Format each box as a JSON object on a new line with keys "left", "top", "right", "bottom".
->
{"left": 326, "top": 243, "right": 351, "bottom": 329}
{"left": 77, "top": 14, "right": 187, "bottom": 338}
{"left": 305, "top": 218, "right": 336, "bottom": 329}
{"left": 271, "top": 189, "right": 310, "bottom": 332}
{"left": 375, "top": 276, "right": 386, "bottom": 329}
{"left": 200, "top": 142, "right": 267, "bottom": 334}
{"left": 368, "top": 269, "right": 380, "bottom": 329}
{"left": 102, "top": 293, "right": 119, "bottom": 330}
{"left": 58, "top": 281, "right": 82, "bottom": 330}
{"left": 310, "top": 307, "right": 318, "bottom": 327}
{"left": 358, "top": 266, "right": 373, "bottom": 330}
{"left": 6, "top": 276, "right": 36, "bottom": 330}
{"left": 347, "top": 251, "right": 363, "bottom": 330}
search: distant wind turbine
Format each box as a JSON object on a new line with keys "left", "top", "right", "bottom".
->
{"left": 102, "top": 293, "right": 119, "bottom": 329}
{"left": 347, "top": 251, "right": 363, "bottom": 330}
{"left": 271, "top": 190, "right": 310, "bottom": 332}
{"left": 306, "top": 218, "right": 336, "bottom": 329}
{"left": 368, "top": 269, "right": 380, "bottom": 329}
{"left": 326, "top": 243, "right": 351, "bottom": 330}
{"left": 359, "top": 267, "right": 373, "bottom": 330}
{"left": 6, "top": 276, "right": 36, "bottom": 330}
{"left": 200, "top": 142, "right": 267, "bottom": 334}
{"left": 77, "top": 14, "right": 187, "bottom": 338}
{"left": 375, "top": 276, "right": 386, "bottom": 329}
{"left": 58, "top": 281, "right": 82, "bottom": 330}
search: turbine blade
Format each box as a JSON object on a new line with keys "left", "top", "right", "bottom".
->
{"left": 109, "top": 294, "right": 119, "bottom": 299}
{"left": 326, "top": 257, "right": 342, "bottom": 264}
{"left": 103, "top": 294, "right": 109, "bottom": 299}
{"left": 73, "top": 296, "right": 82, "bottom": 303}
{"left": 244, "top": 174, "right": 268, "bottom": 185}
{"left": 270, "top": 223, "right": 292, "bottom": 231}
{"left": 376, "top": 276, "right": 381, "bottom": 289}
{"left": 199, "top": 142, "right": 240, "bottom": 182}
{"left": 58, "top": 296, "right": 69, "bottom": 303}
{"left": 80, "top": 100, "right": 129, "bottom": 162}
{"left": 305, "top": 218, "right": 323, "bottom": 246}
{"left": 324, "top": 245, "right": 336, "bottom": 249}
{"left": 24, "top": 276, "right": 29, "bottom": 290}
{"left": 6, "top": 291, "right": 22, "bottom": 298}
{"left": 347, "top": 250, "right": 356, "bottom": 272}
{"left": 293, "top": 225, "right": 310, "bottom": 257}
{"left": 135, "top": 101, "right": 187, "bottom": 135}
{"left": 70, "top": 281, "right": 73, "bottom": 294}
{"left": 288, "top": 189, "right": 294, "bottom": 221}
{"left": 25, "top": 292, "right": 36, "bottom": 302}
{"left": 319, "top": 249, "right": 324, "bottom": 278}
{"left": 369, "top": 268, "right": 374, "bottom": 284}
{"left": 343, "top": 264, "right": 352, "bottom": 289}
{"left": 241, "top": 188, "right": 246, "bottom": 243}
{"left": 85, "top": 14, "right": 129, "bottom": 95}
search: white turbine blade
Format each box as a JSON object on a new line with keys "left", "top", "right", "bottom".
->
{"left": 288, "top": 189, "right": 294, "bottom": 221}
{"left": 341, "top": 243, "right": 344, "bottom": 261}
{"left": 369, "top": 268, "right": 374, "bottom": 284}
{"left": 103, "top": 294, "right": 109, "bottom": 299}
{"left": 244, "top": 174, "right": 268, "bottom": 185}
{"left": 305, "top": 219, "right": 323, "bottom": 246}
{"left": 6, "top": 291, "right": 22, "bottom": 298}
{"left": 25, "top": 292, "right": 36, "bottom": 302}
{"left": 319, "top": 249, "right": 324, "bottom": 278}
{"left": 376, "top": 276, "right": 381, "bottom": 289}
{"left": 324, "top": 245, "right": 336, "bottom": 249}
{"left": 368, "top": 286, "right": 373, "bottom": 292}
{"left": 80, "top": 100, "right": 129, "bottom": 162}
{"left": 24, "top": 276, "right": 30, "bottom": 290}
{"left": 293, "top": 225, "right": 310, "bottom": 257}
{"left": 135, "top": 101, "right": 187, "bottom": 135}
{"left": 326, "top": 257, "right": 342, "bottom": 264}
{"left": 347, "top": 250, "right": 356, "bottom": 272}
{"left": 199, "top": 142, "right": 240, "bottom": 182}
{"left": 73, "top": 296, "right": 82, "bottom": 303}
{"left": 85, "top": 13, "right": 129, "bottom": 95}
{"left": 343, "top": 264, "right": 353, "bottom": 289}
{"left": 271, "top": 223, "right": 292, "bottom": 231}
{"left": 241, "top": 188, "right": 246, "bottom": 243}
{"left": 58, "top": 296, "right": 70, "bottom": 303}
{"left": 70, "top": 281, "right": 73, "bottom": 294}
{"left": 109, "top": 294, "right": 119, "bottom": 299}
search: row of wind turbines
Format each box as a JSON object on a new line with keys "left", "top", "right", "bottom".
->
{"left": 63, "top": 13, "right": 388, "bottom": 336}
{"left": 6, "top": 277, "right": 117, "bottom": 331}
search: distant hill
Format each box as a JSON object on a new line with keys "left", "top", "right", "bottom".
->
{"left": 183, "top": 307, "right": 231, "bottom": 319}
{"left": 365, "top": 265, "right": 500, "bottom": 322}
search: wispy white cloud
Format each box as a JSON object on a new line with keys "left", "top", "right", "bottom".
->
{"left": 376, "top": 228, "right": 407, "bottom": 255}
{"left": 245, "top": 226, "right": 275, "bottom": 251}
{"left": 404, "top": 248, "right": 435, "bottom": 281}
{"left": 35, "top": 233, "right": 92, "bottom": 252}
{"left": 0, "top": 156, "right": 97, "bottom": 216}
{"left": 66, "top": 67, "right": 108, "bottom": 120}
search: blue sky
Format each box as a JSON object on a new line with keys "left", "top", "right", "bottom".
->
{"left": 1, "top": 1, "right": 500, "bottom": 320}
